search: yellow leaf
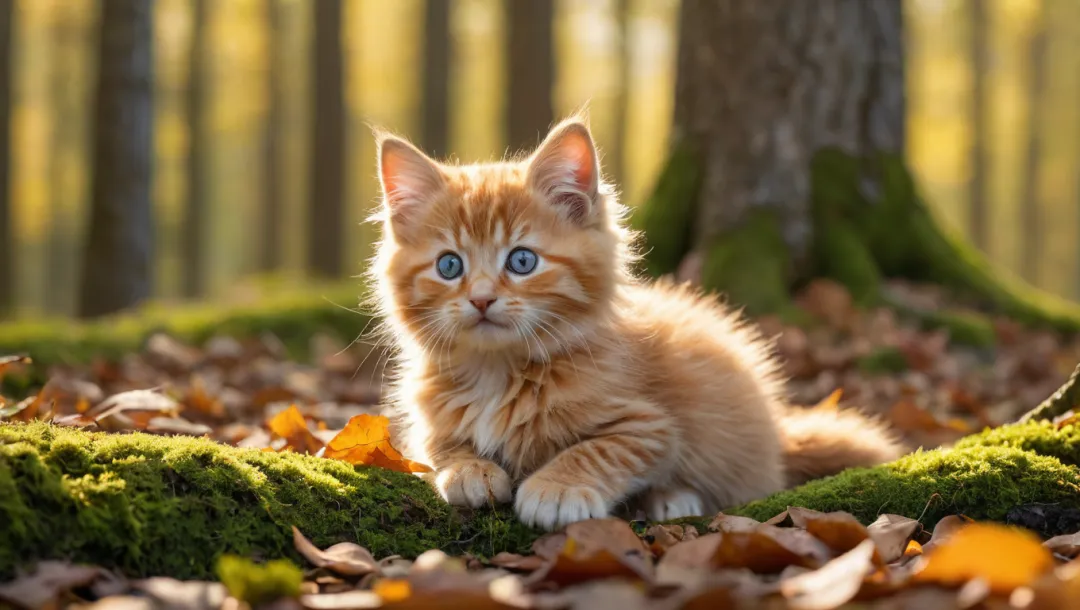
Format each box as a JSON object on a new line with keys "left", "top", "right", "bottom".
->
{"left": 912, "top": 523, "right": 1054, "bottom": 595}
{"left": 374, "top": 579, "right": 412, "bottom": 602}
{"left": 323, "top": 414, "right": 432, "bottom": 473}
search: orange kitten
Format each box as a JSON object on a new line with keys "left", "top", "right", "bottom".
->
{"left": 369, "top": 118, "right": 904, "bottom": 531}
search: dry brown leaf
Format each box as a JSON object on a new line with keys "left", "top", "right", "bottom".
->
{"left": 780, "top": 538, "right": 878, "bottom": 610}
{"left": 911, "top": 523, "right": 1055, "bottom": 595}
{"left": 268, "top": 405, "right": 326, "bottom": 455}
{"left": 922, "top": 515, "right": 974, "bottom": 553}
{"left": 488, "top": 552, "right": 544, "bottom": 572}
{"left": 1043, "top": 533, "right": 1080, "bottom": 559}
{"left": 322, "top": 414, "right": 431, "bottom": 473}
{"left": 645, "top": 524, "right": 698, "bottom": 556}
{"left": 0, "top": 354, "right": 31, "bottom": 385}
{"left": 185, "top": 375, "right": 225, "bottom": 418}
{"left": 292, "top": 526, "right": 379, "bottom": 577}
{"left": 0, "top": 560, "right": 103, "bottom": 610}
{"left": 707, "top": 513, "right": 762, "bottom": 533}
{"left": 866, "top": 514, "right": 922, "bottom": 563}
{"left": 90, "top": 389, "right": 181, "bottom": 432}
{"left": 787, "top": 508, "right": 876, "bottom": 562}
{"left": 713, "top": 529, "right": 826, "bottom": 574}
{"left": 130, "top": 577, "right": 227, "bottom": 609}
{"left": 526, "top": 518, "right": 653, "bottom": 587}
{"left": 145, "top": 417, "right": 212, "bottom": 437}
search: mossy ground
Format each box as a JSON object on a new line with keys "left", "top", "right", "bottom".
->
{"left": 3, "top": 420, "right": 1079, "bottom": 580}
{"left": 0, "top": 421, "right": 538, "bottom": 581}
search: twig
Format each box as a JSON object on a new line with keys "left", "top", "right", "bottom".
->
{"left": 1019, "top": 363, "right": 1080, "bottom": 423}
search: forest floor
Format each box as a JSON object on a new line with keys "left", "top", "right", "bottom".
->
{"left": 3, "top": 278, "right": 1080, "bottom": 609}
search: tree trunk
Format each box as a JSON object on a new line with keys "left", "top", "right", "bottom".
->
{"left": 635, "top": 0, "right": 1080, "bottom": 335}
{"left": 968, "top": 0, "right": 989, "bottom": 253}
{"left": 259, "top": 0, "right": 283, "bottom": 273}
{"left": 307, "top": 0, "right": 345, "bottom": 279}
{"left": 182, "top": 0, "right": 209, "bottom": 298}
{"left": 505, "top": 0, "right": 554, "bottom": 154}
{"left": 421, "top": 0, "right": 451, "bottom": 160}
{"left": 609, "top": 0, "right": 631, "bottom": 187}
{"left": 78, "top": 0, "right": 155, "bottom": 319}
{"left": 1020, "top": 16, "right": 1047, "bottom": 284}
{"left": 0, "top": 0, "right": 13, "bottom": 317}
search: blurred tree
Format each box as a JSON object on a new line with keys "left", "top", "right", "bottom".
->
{"left": 968, "top": 0, "right": 989, "bottom": 252}
{"left": 1020, "top": 10, "right": 1048, "bottom": 284}
{"left": 506, "top": 0, "right": 554, "bottom": 154}
{"left": 78, "top": 0, "right": 155, "bottom": 318}
{"left": 635, "top": 0, "right": 1080, "bottom": 331}
{"left": 308, "top": 0, "right": 345, "bottom": 278}
{"left": 609, "top": 0, "right": 630, "bottom": 186}
{"left": 422, "top": 0, "right": 451, "bottom": 159}
{"left": 260, "top": 0, "right": 283, "bottom": 273}
{"left": 0, "top": 0, "right": 12, "bottom": 316}
{"left": 182, "top": 0, "right": 208, "bottom": 298}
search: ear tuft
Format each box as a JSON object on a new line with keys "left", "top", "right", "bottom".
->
{"left": 377, "top": 134, "right": 445, "bottom": 226}
{"left": 526, "top": 119, "right": 601, "bottom": 224}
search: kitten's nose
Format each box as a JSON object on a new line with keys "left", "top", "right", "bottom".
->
{"left": 469, "top": 298, "right": 496, "bottom": 314}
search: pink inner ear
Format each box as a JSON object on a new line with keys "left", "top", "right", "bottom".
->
{"left": 561, "top": 133, "right": 596, "bottom": 191}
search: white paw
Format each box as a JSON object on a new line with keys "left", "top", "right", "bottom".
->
{"left": 514, "top": 476, "right": 608, "bottom": 530}
{"left": 435, "top": 460, "right": 512, "bottom": 508}
{"left": 644, "top": 488, "right": 705, "bottom": 521}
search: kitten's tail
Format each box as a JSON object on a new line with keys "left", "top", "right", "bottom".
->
{"left": 777, "top": 404, "right": 907, "bottom": 487}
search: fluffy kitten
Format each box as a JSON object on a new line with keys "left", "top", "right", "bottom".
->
{"left": 369, "top": 117, "right": 904, "bottom": 531}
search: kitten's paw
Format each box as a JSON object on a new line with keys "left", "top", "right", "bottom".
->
{"left": 434, "top": 460, "right": 512, "bottom": 508}
{"left": 644, "top": 487, "right": 705, "bottom": 521}
{"left": 514, "top": 476, "right": 608, "bottom": 530}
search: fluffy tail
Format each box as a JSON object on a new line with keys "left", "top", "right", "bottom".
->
{"left": 778, "top": 404, "right": 907, "bottom": 487}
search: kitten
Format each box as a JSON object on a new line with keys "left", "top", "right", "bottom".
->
{"left": 369, "top": 117, "right": 904, "bottom": 531}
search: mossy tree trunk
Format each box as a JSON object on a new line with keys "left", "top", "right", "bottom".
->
{"left": 635, "top": 0, "right": 1080, "bottom": 336}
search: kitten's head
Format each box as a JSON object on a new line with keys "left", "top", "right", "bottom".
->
{"left": 371, "top": 118, "right": 632, "bottom": 357}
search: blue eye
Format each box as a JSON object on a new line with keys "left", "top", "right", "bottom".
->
{"left": 436, "top": 252, "right": 464, "bottom": 279}
{"left": 506, "top": 247, "right": 538, "bottom": 275}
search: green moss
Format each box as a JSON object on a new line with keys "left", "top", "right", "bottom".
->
{"left": 812, "top": 219, "right": 881, "bottom": 305}
{"left": 0, "top": 280, "right": 369, "bottom": 368}
{"left": 727, "top": 421, "right": 1080, "bottom": 529}
{"left": 632, "top": 139, "right": 703, "bottom": 278}
{"left": 856, "top": 346, "right": 909, "bottom": 375}
{"left": 217, "top": 555, "right": 302, "bottom": 605}
{"left": 0, "top": 421, "right": 536, "bottom": 581}
{"left": 810, "top": 148, "right": 1080, "bottom": 334}
{"left": 956, "top": 421, "right": 1080, "bottom": 467}
{"left": 700, "top": 210, "right": 800, "bottom": 319}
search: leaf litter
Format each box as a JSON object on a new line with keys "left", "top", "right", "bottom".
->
{"left": 4, "top": 280, "right": 1080, "bottom": 607}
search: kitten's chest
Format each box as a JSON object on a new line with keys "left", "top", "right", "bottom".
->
{"left": 449, "top": 366, "right": 578, "bottom": 476}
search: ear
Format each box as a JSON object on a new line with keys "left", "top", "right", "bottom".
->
{"left": 526, "top": 119, "right": 601, "bottom": 224}
{"left": 377, "top": 134, "right": 445, "bottom": 227}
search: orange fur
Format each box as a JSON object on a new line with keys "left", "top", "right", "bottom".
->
{"left": 368, "top": 118, "right": 905, "bottom": 530}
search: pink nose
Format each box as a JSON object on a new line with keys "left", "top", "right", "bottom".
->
{"left": 469, "top": 298, "right": 496, "bottom": 314}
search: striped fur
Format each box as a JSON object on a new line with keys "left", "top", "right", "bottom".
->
{"left": 368, "top": 118, "right": 905, "bottom": 530}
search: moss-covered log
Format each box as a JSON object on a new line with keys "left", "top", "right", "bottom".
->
{"left": 4, "top": 419, "right": 1080, "bottom": 580}
{"left": 0, "top": 421, "right": 535, "bottom": 581}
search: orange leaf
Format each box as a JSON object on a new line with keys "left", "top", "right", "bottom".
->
{"left": 267, "top": 405, "right": 325, "bottom": 455}
{"left": 912, "top": 523, "right": 1054, "bottom": 595}
{"left": 812, "top": 389, "right": 843, "bottom": 411}
{"left": 323, "top": 414, "right": 432, "bottom": 473}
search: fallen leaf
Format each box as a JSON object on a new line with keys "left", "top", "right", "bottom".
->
{"left": 866, "top": 514, "right": 921, "bottom": 563}
{"left": 0, "top": 561, "right": 103, "bottom": 610}
{"left": 787, "top": 508, "right": 876, "bottom": 561}
{"left": 707, "top": 513, "right": 762, "bottom": 533}
{"left": 90, "top": 388, "right": 181, "bottom": 431}
{"left": 780, "top": 538, "right": 877, "bottom": 610}
{"left": 922, "top": 515, "right": 974, "bottom": 552}
{"left": 712, "top": 529, "right": 826, "bottom": 574}
{"left": 300, "top": 590, "right": 382, "bottom": 609}
{"left": 488, "top": 552, "right": 544, "bottom": 572}
{"left": 912, "top": 523, "right": 1055, "bottom": 595}
{"left": 645, "top": 524, "right": 697, "bottom": 555}
{"left": 131, "top": 577, "right": 227, "bottom": 609}
{"left": 293, "top": 526, "right": 379, "bottom": 577}
{"left": 146, "top": 417, "right": 213, "bottom": 437}
{"left": 903, "top": 540, "right": 923, "bottom": 558}
{"left": 0, "top": 354, "right": 31, "bottom": 384}
{"left": 811, "top": 388, "right": 843, "bottom": 411}
{"left": 322, "top": 414, "right": 431, "bottom": 473}
{"left": 527, "top": 518, "right": 653, "bottom": 587}
{"left": 268, "top": 405, "right": 326, "bottom": 455}
{"left": 1043, "top": 533, "right": 1080, "bottom": 559}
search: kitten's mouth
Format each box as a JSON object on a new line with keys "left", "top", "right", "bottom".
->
{"left": 474, "top": 318, "right": 508, "bottom": 329}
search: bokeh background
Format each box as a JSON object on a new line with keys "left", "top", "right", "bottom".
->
{"left": 3, "top": 0, "right": 1080, "bottom": 318}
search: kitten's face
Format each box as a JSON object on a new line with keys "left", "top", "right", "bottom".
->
{"left": 374, "top": 120, "right": 622, "bottom": 356}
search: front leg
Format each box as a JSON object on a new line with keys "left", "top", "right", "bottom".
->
{"left": 515, "top": 403, "right": 675, "bottom": 530}
{"left": 431, "top": 446, "right": 512, "bottom": 509}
